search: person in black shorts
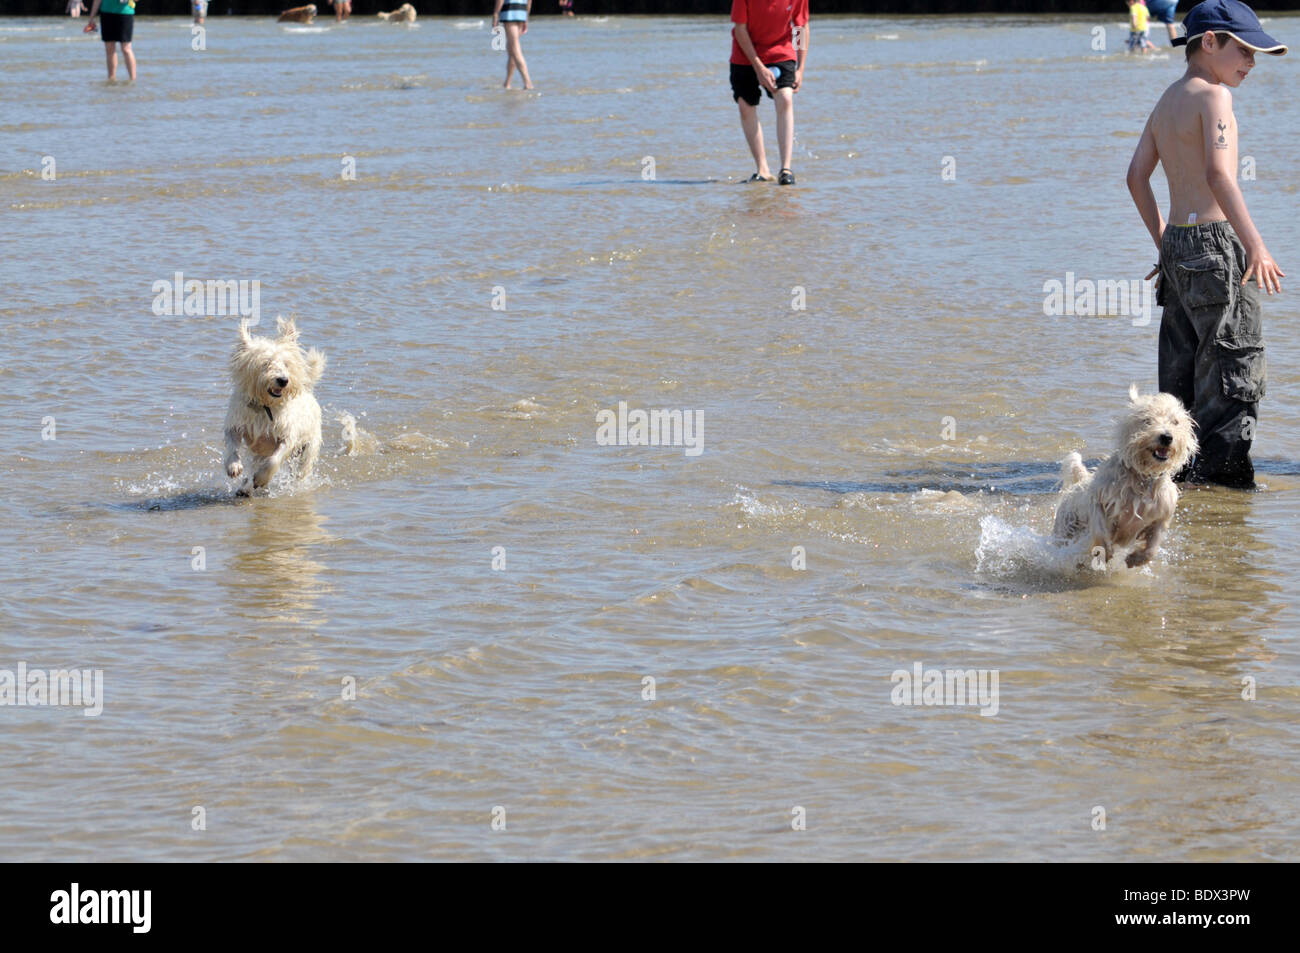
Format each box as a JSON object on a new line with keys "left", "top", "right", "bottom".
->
{"left": 84, "top": 0, "right": 137, "bottom": 82}
{"left": 730, "top": 59, "right": 798, "bottom": 107}
{"left": 729, "top": 0, "right": 810, "bottom": 185}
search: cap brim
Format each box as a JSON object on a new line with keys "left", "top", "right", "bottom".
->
{"left": 1172, "top": 29, "right": 1287, "bottom": 54}
{"left": 1222, "top": 30, "right": 1287, "bottom": 55}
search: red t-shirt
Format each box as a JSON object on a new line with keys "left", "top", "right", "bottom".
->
{"left": 730, "top": 0, "right": 809, "bottom": 66}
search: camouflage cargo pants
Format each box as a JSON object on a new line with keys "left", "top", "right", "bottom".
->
{"left": 1157, "top": 220, "right": 1265, "bottom": 488}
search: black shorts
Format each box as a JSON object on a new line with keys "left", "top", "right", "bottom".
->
{"left": 730, "top": 60, "right": 796, "bottom": 106}
{"left": 100, "top": 12, "right": 134, "bottom": 44}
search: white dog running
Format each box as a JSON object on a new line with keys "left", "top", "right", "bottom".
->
{"left": 1053, "top": 384, "right": 1197, "bottom": 569}
{"left": 223, "top": 317, "right": 326, "bottom": 495}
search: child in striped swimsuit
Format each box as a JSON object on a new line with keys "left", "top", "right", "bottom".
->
{"left": 494, "top": 0, "right": 533, "bottom": 89}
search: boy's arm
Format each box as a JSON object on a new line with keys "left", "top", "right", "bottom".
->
{"left": 83, "top": 0, "right": 100, "bottom": 29}
{"left": 734, "top": 25, "right": 776, "bottom": 93}
{"left": 492, "top": 0, "right": 501, "bottom": 26}
{"left": 1202, "top": 86, "right": 1284, "bottom": 293}
{"left": 794, "top": 24, "right": 809, "bottom": 90}
{"left": 1126, "top": 113, "right": 1165, "bottom": 257}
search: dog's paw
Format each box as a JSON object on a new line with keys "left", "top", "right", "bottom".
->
{"left": 226, "top": 459, "right": 243, "bottom": 479}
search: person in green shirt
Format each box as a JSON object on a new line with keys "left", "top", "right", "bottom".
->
{"left": 83, "top": 0, "right": 137, "bottom": 82}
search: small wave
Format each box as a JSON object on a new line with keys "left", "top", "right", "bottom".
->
{"left": 911, "top": 488, "right": 978, "bottom": 511}
{"left": 385, "top": 432, "right": 445, "bottom": 453}
{"left": 337, "top": 412, "right": 380, "bottom": 456}
{"left": 731, "top": 489, "right": 803, "bottom": 522}
{"left": 498, "top": 397, "right": 543, "bottom": 419}
{"left": 337, "top": 412, "right": 443, "bottom": 455}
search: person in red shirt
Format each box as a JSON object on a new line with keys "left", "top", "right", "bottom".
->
{"left": 730, "top": 0, "right": 810, "bottom": 184}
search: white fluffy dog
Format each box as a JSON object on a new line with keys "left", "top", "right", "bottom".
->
{"left": 1053, "top": 385, "right": 1197, "bottom": 568}
{"left": 377, "top": 3, "right": 416, "bottom": 22}
{"left": 223, "top": 317, "right": 326, "bottom": 495}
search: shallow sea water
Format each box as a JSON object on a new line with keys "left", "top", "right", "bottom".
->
{"left": 1, "top": 14, "right": 1299, "bottom": 860}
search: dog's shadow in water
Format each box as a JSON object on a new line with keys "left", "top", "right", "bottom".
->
{"left": 113, "top": 488, "right": 247, "bottom": 512}
{"left": 779, "top": 457, "right": 1300, "bottom": 498}
{"left": 775, "top": 461, "right": 1068, "bottom": 497}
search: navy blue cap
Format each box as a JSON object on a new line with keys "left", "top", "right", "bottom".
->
{"left": 1172, "top": 0, "right": 1287, "bottom": 54}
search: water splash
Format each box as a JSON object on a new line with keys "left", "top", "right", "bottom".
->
{"left": 976, "top": 514, "right": 1088, "bottom": 579}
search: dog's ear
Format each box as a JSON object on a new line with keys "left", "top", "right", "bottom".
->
{"left": 276, "top": 316, "right": 299, "bottom": 343}
{"left": 238, "top": 318, "right": 255, "bottom": 349}
{"left": 1128, "top": 383, "right": 1141, "bottom": 404}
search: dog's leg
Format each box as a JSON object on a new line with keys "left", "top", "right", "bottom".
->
{"left": 252, "top": 441, "right": 289, "bottom": 489}
{"left": 1125, "top": 521, "right": 1167, "bottom": 568}
{"left": 1085, "top": 503, "right": 1115, "bottom": 570}
{"left": 297, "top": 431, "right": 321, "bottom": 481}
{"left": 224, "top": 428, "right": 244, "bottom": 480}
{"left": 1084, "top": 537, "right": 1113, "bottom": 570}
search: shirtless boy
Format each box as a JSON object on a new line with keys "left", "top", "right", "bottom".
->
{"left": 1126, "top": 0, "right": 1285, "bottom": 488}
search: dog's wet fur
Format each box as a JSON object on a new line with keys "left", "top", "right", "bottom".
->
{"left": 223, "top": 317, "right": 325, "bottom": 496}
{"left": 1053, "top": 384, "right": 1198, "bottom": 568}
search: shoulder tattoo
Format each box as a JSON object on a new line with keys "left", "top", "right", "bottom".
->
{"left": 1215, "top": 119, "right": 1229, "bottom": 149}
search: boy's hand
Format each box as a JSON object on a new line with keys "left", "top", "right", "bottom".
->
{"left": 756, "top": 65, "right": 776, "bottom": 93}
{"left": 83, "top": 18, "right": 96, "bottom": 32}
{"left": 792, "top": 67, "right": 803, "bottom": 91}
{"left": 1244, "top": 246, "right": 1284, "bottom": 294}
{"left": 1145, "top": 261, "right": 1162, "bottom": 298}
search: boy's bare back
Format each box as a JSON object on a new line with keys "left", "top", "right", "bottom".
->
{"left": 1146, "top": 76, "right": 1235, "bottom": 226}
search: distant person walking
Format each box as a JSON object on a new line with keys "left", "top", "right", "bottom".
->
{"left": 1147, "top": 0, "right": 1181, "bottom": 44}
{"left": 1126, "top": 0, "right": 1158, "bottom": 52}
{"left": 328, "top": 0, "right": 351, "bottom": 22}
{"left": 68, "top": 0, "right": 86, "bottom": 17}
{"left": 730, "top": 0, "right": 810, "bottom": 184}
{"left": 493, "top": 0, "right": 533, "bottom": 90}
{"left": 83, "top": 0, "right": 137, "bottom": 82}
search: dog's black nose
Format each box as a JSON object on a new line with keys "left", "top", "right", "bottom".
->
{"left": 275, "top": 377, "right": 288, "bottom": 387}
{"left": 1159, "top": 433, "right": 1173, "bottom": 446}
